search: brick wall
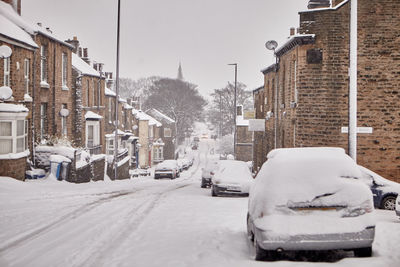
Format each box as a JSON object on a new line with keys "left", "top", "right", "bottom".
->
{"left": 0, "top": 156, "right": 27, "bottom": 181}
{"left": 91, "top": 156, "right": 105, "bottom": 181}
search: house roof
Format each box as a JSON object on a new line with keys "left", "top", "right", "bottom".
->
{"left": 0, "top": 14, "right": 38, "bottom": 49}
{"left": 252, "top": 86, "right": 264, "bottom": 93}
{"left": 261, "top": 63, "right": 277, "bottom": 75}
{"left": 72, "top": 53, "right": 100, "bottom": 77}
{"left": 300, "top": 0, "right": 348, "bottom": 13}
{"left": 85, "top": 111, "right": 103, "bottom": 120}
{"left": 105, "top": 87, "right": 116, "bottom": 97}
{"left": 275, "top": 34, "right": 315, "bottom": 57}
{"left": 0, "top": 103, "right": 28, "bottom": 113}
{"left": 147, "top": 108, "right": 175, "bottom": 123}
{"left": 0, "top": 2, "right": 74, "bottom": 49}
{"left": 132, "top": 109, "right": 162, "bottom": 127}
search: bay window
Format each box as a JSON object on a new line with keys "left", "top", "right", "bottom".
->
{"left": 0, "top": 119, "right": 28, "bottom": 155}
{"left": 3, "top": 57, "right": 10, "bottom": 87}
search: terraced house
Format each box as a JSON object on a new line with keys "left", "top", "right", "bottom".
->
{"left": 253, "top": 0, "right": 400, "bottom": 182}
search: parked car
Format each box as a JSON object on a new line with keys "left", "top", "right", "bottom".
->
{"left": 191, "top": 143, "right": 198, "bottom": 150}
{"left": 201, "top": 160, "right": 219, "bottom": 188}
{"left": 154, "top": 160, "right": 179, "bottom": 179}
{"left": 396, "top": 195, "right": 400, "bottom": 218}
{"left": 358, "top": 166, "right": 400, "bottom": 210}
{"left": 211, "top": 160, "right": 253, "bottom": 197}
{"left": 177, "top": 158, "right": 190, "bottom": 170}
{"left": 247, "top": 147, "right": 375, "bottom": 261}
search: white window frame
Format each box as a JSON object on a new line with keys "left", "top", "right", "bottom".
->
{"left": 61, "top": 53, "right": 68, "bottom": 90}
{"left": 86, "top": 121, "right": 100, "bottom": 148}
{"left": 164, "top": 128, "right": 171, "bottom": 137}
{"left": 149, "top": 125, "right": 154, "bottom": 138}
{"left": 106, "top": 138, "right": 114, "bottom": 155}
{"left": 40, "top": 103, "right": 47, "bottom": 140}
{"left": 24, "top": 58, "right": 30, "bottom": 94}
{"left": 3, "top": 57, "right": 10, "bottom": 87}
{"left": 40, "top": 45, "right": 48, "bottom": 85}
{"left": 0, "top": 118, "right": 27, "bottom": 155}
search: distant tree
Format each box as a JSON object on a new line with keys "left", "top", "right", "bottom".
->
{"left": 118, "top": 76, "right": 161, "bottom": 102}
{"left": 207, "top": 82, "right": 252, "bottom": 136}
{"left": 144, "top": 78, "right": 207, "bottom": 142}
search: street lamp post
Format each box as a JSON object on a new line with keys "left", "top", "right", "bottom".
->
{"left": 265, "top": 40, "right": 278, "bottom": 149}
{"left": 114, "top": 0, "right": 121, "bottom": 180}
{"left": 349, "top": 0, "right": 358, "bottom": 161}
{"left": 228, "top": 63, "right": 237, "bottom": 158}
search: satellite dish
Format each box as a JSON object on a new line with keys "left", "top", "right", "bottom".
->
{"left": 265, "top": 40, "right": 278, "bottom": 51}
{"left": 0, "top": 86, "right": 13, "bottom": 101}
{"left": 60, "top": 108, "right": 70, "bottom": 117}
{"left": 0, "top": 45, "right": 12, "bottom": 58}
{"left": 132, "top": 125, "right": 138, "bottom": 130}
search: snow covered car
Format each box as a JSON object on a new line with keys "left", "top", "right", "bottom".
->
{"left": 247, "top": 147, "right": 376, "bottom": 261}
{"left": 396, "top": 195, "right": 400, "bottom": 218}
{"left": 201, "top": 160, "right": 219, "bottom": 188}
{"left": 358, "top": 166, "right": 400, "bottom": 210}
{"left": 177, "top": 158, "right": 190, "bottom": 170}
{"left": 154, "top": 160, "right": 179, "bottom": 179}
{"left": 211, "top": 160, "right": 253, "bottom": 197}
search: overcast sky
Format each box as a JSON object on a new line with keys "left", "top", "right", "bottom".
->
{"left": 22, "top": 0, "right": 310, "bottom": 98}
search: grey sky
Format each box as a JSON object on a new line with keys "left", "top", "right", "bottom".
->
{"left": 22, "top": 0, "right": 309, "bottom": 97}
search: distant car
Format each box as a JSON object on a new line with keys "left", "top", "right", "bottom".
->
{"left": 191, "top": 143, "right": 198, "bottom": 150}
{"left": 247, "top": 147, "right": 375, "bottom": 261}
{"left": 154, "top": 160, "right": 179, "bottom": 179}
{"left": 396, "top": 195, "right": 400, "bottom": 218}
{"left": 201, "top": 160, "right": 219, "bottom": 188}
{"left": 211, "top": 160, "right": 253, "bottom": 197}
{"left": 358, "top": 166, "right": 400, "bottom": 210}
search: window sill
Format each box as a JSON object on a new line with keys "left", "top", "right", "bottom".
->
{"left": 40, "top": 81, "right": 50, "bottom": 89}
{"left": 61, "top": 86, "right": 69, "bottom": 91}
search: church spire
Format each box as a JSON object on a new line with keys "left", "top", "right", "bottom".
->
{"left": 177, "top": 62, "right": 184, "bottom": 80}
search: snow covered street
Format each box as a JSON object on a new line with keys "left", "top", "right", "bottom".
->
{"left": 0, "top": 140, "right": 399, "bottom": 267}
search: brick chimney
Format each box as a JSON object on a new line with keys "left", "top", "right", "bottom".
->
{"left": 290, "top": 27, "right": 296, "bottom": 36}
{"left": 82, "top": 48, "right": 90, "bottom": 65}
{"left": 65, "top": 36, "right": 80, "bottom": 54}
{"left": 105, "top": 72, "right": 114, "bottom": 89}
{"left": 308, "top": 0, "right": 331, "bottom": 9}
{"left": 2, "top": 0, "right": 21, "bottom": 15}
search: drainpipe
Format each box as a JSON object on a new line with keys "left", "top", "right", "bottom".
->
{"left": 32, "top": 49, "right": 37, "bottom": 166}
{"left": 349, "top": 0, "right": 358, "bottom": 161}
{"left": 52, "top": 43, "right": 56, "bottom": 135}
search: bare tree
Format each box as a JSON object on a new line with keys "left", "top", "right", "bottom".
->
{"left": 207, "top": 82, "right": 252, "bottom": 136}
{"left": 118, "top": 76, "right": 161, "bottom": 101}
{"left": 144, "top": 78, "right": 207, "bottom": 142}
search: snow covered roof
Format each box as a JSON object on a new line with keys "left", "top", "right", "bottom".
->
{"left": 147, "top": 108, "right": 175, "bottom": 123}
{"left": 0, "top": 2, "right": 74, "bottom": 49}
{"left": 119, "top": 98, "right": 127, "bottom": 103}
{"left": 72, "top": 53, "right": 100, "bottom": 77}
{"left": 275, "top": 34, "right": 315, "bottom": 57}
{"left": 105, "top": 129, "right": 126, "bottom": 138}
{"left": 132, "top": 109, "right": 162, "bottom": 127}
{"left": 85, "top": 111, "right": 103, "bottom": 120}
{"left": 0, "top": 103, "right": 28, "bottom": 113}
{"left": 105, "top": 87, "right": 116, "bottom": 97}
{"left": 124, "top": 103, "right": 133, "bottom": 109}
{"left": 300, "top": 0, "right": 348, "bottom": 13}
{"left": 0, "top": 14, "right": 38, "bottom": 49}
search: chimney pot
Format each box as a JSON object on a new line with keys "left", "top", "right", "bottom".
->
{"left": 37, "top": 22, "right": 42, "bottom": 27}
{"left": 290, "top": 27, "right": 296, "bottom": 36}
{"left": 83, "top": 48, "right": 88, "bottom": 58}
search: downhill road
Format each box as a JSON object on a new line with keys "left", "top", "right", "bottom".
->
{"left": 0, "top": 139, "right": 399, "bottom": 267}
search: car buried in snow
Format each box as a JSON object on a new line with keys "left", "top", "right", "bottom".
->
{"left": 154, "top": 160, "right": 180, "bottom": 179}
{"left": 211, "top": 160, "right": 253, "bottom": 197}
{"left": 247, "top": 147, "right": 376, "bottom": 261}
{"left": 358, "top": 165, "right": 400, "bottom": 210}
{"left": 201, "top": 160, "right": 219, "bottom": 188}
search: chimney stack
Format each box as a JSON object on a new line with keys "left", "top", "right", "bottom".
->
{"left": 290, "top": 27, "right": 296, "bottom": 36}
{"left": 307, "top": 0, "right": 331, "bottom": 9}
{"left": 82, "top": 48, "right": 90, "bottom": 65}
{"left": 65, "top": 36, "right": 80, "bottom": 54}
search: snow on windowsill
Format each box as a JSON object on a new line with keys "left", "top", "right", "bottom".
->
{"left": 0, "top": 149, "right": 30, "bottom": 160}
{"left": 24, "top": 94, "right": 32, "bottom": 102}
{"left": 61, "top": 86, "right": 69, "bottom": 91}
{"left": 0, "top": 103, "right": 28, "bottom": 113}
{"left": 40, "top": 81, "right": 50, "bottom": 89}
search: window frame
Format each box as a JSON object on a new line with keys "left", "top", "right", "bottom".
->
{"left": 0, "top": 119, "right": 27, "bottom": 155}
{"left": 3, "top": 57, "right": 10, "bottom": 87}
{"left": 40, "top": 45, "right": 48, "bottom": 85}
{"left": 24, "top": 58, "right": 30, "bottom": 94}
{"left": 61, "top": 52, "right": 68, "bottom": 90}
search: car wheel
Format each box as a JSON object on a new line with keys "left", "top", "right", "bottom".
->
{"left": 201, "top": 182, "right": 206, "bottom": 188}
{"left": 211, "top": 186, "right": 217, "bottom": 197}
{"left": 254, "top": 239, "right": 267, "bottom": 261}
{"left": 354, "top": 247, "right": 372, "bottom": 257}
{"left": 382, "top": 196, "right": 396, "bottom": 210}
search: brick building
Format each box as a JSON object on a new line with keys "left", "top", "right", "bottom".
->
{"left": 253, "top": 0, "right": 400, "bottom": 182}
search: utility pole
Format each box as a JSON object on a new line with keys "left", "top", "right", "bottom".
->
{"left": 228, "top": 63, "right": 237, "bottom": 158}
{"left": 114, "top": 0, "right": 121, "bottom": 180}
{"left": 349, "top": 0, "right": 358, "bottom": 161}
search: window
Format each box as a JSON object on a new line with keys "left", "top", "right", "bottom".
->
{"left": 307, "top": 49, "right": 323, "bottom": 64}
{"left": 86, "top": 80, "right": 90, "bottom": 106}
{"left": 294, "top": 60, "right": 298, "bottom": 103}
{"left": 92, "top": 79, "right": 95, "bottom": 107}
{"left": 164, "top": 128, "right": 171, "bottom": 137}
{"left": 97, "top": 80, "right": 101, "bottom": 106}
{"left": 62, "top": 53, "right": 68, "bottom": 89}
{"left": 24, "top": 58, "right": 30, "bottom": 94}
{"left": 61, "top": 104, "right": 67, "bottom": 137}
{"left": 40, "top": 103, "right": 47, "bottom": 140}
{"left": 0, "top": 119, "right": 27, "bottom": 155}
{"left": 86, "top": 121, "right": 100, "bottom": 148}
{"left": 107, "top": 138, "right": 114, "bottom": 155}
{"left": 3, "top": 57, "right": 10, "bottom": 87}
{"left": 40, "top": 45, "right": 48, "bottom": 84}
{"left": 149, "top": 125, "right": 153, "bottom": 138}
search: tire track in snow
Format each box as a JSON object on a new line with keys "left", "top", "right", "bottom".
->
{"left": 0, "top": 189, "right": 141, "bottom": 254}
